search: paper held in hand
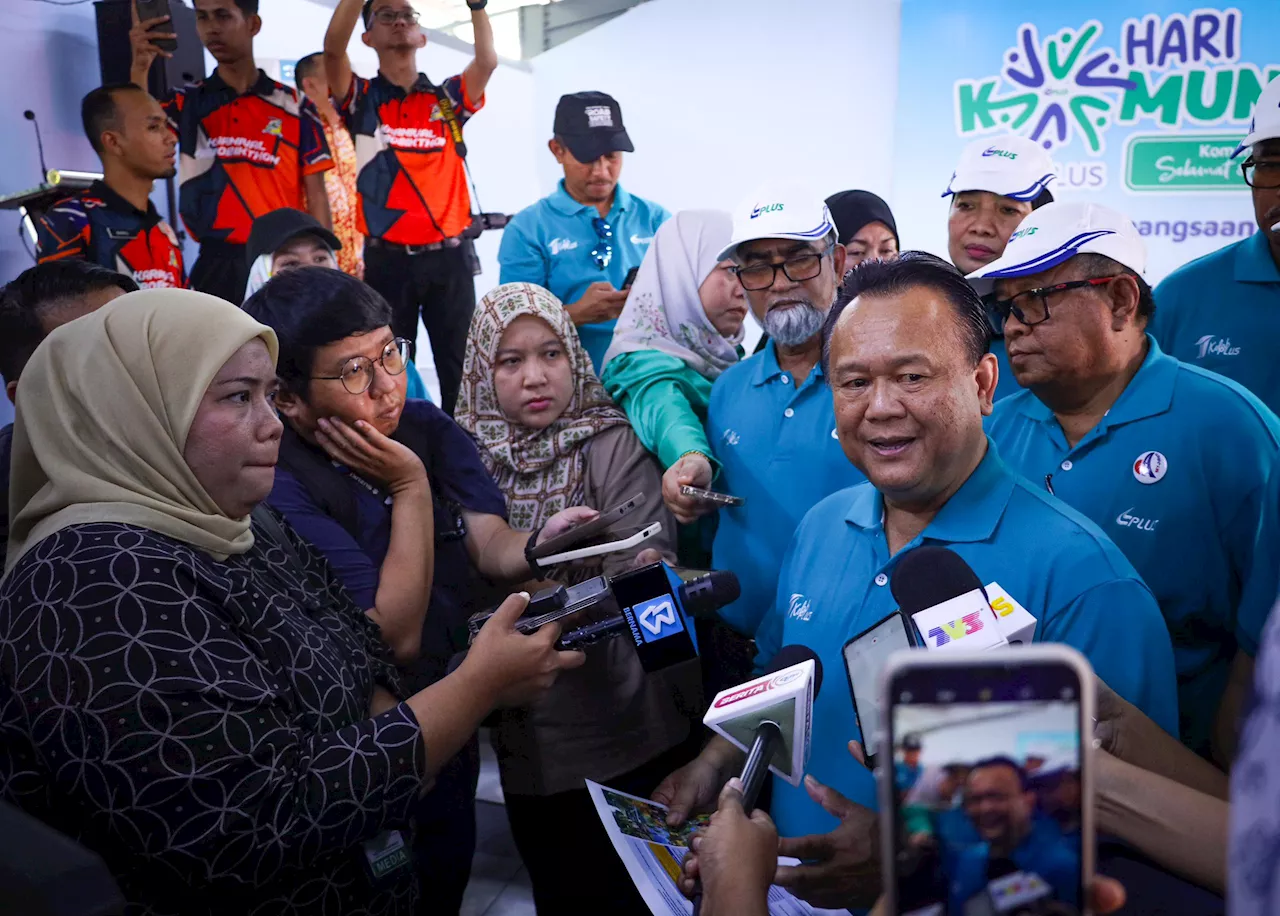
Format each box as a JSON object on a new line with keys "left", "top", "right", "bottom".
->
{"left": 584, "top": 779, "right": 847, "bottom": 916}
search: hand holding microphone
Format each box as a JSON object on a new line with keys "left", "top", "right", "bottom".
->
{"left": 682, "top": 779, "right": 777, "bottom": 916}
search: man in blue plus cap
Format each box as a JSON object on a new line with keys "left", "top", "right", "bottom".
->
{"left": 664, "top": 185, "right": 866, "bottom": 640}
{"left": 943, "top": 135, "right": 1058, "bottom": 403}
{"left": 498, "top": 91, "right": 670, "bottom": 370}
{"left": 654, "top": 252, "right": 1175, "bottom": 910}
{"left": 1152, "top": 76, "right": 1280, "bottom": 414}
{"left": 976, "top": 200, "right": 1280, "bottom": 758}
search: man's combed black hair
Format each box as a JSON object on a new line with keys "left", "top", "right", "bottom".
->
{"left": 81, "top": 83, "right": 148, "bottom": 155}
{"left": 242, "top": 266, "right": 393, "bottom": 396}
{"left": 294, "top": 52, "right": 324, "bottom": 86}
{"left": 361, "top": 0, "right": 376, "bottom": 28}
{"left": 968, "top": 756, "right": 1031, "bottom": 791}
{"left": 233, "top": 0, "right": 259, "bottom": 14}
{"left": 822, "top": 251, "right": 992, "bottom": 374}
{"left": 0, "top": 260, "right": 138, "bottom": 384}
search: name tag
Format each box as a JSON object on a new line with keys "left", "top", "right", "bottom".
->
{"left": 361, "top": 829, "right": 411, "bottom": 882}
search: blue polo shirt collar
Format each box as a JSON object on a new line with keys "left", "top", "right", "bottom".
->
{"left": 547, "top": 180, "right": 634, "bottom": 218}
{"left": 1236, "top": 230, "right": 1280, "bottom": 284}
{"left": 749, "top": 340, "right": 826, "bottom": 389}
{"left": 844, "top": 439, "right": 1014, "bottom": 545}
{"left": 1014, "top": 335, "right": 1177, "bottom": 435}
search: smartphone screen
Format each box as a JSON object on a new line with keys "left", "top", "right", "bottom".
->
{"left": 843, "top": 612, "right": 913, "bottom": 762}
{"left": 886, "top": 660, "right": 1086, "bottom": 916}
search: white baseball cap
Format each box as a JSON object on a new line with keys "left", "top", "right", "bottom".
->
{"left": 967, "top": 200, "right": 1147, "bottom": 280}
{"left": 942, "top": 135, "right": 1058, "bottom": 202}
{"left": 1234, "top": 75, "right": 1280, "bottom": 158}
{"left": 718, "top": 185, "right": 836, "bottom": 262}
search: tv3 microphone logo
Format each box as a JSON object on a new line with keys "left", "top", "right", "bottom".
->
{"left": 634, "top": 595, "right": 681, "bottom": 643}
{"left": 927, "top": 611, "right": 985, "bottom": 647}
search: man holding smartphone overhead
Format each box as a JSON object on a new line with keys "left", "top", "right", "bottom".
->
{"left": 128, "top": 0, "right": 333, "bottom": 303}
{"left": 323, "top": 0, "right": 496, "bottom": 415}
{"left": 656, "top": 252, "right": 1177, "bottom": 910}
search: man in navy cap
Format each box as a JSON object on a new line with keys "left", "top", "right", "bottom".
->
{"left": 498, "top": 91, "right": 670, "bottom": 369}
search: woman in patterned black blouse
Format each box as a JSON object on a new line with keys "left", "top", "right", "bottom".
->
{"left": 0, "top": 289, "right": 584, "bottom": 916}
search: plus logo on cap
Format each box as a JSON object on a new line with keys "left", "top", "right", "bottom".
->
{"left": 750, "top": 202, "right": 784, "bottom": 219}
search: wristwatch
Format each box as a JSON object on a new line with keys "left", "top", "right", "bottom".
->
{"left": 467, "top": 0, "right": 488, "bottom": 9}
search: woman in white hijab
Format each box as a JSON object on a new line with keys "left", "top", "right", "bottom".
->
{"left": 599, "top": 210, "right": 746, "bottom": 532}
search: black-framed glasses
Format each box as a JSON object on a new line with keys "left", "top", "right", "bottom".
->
{"left": 373, "top": 9, "right": 421, "bottom": 26}
{"left": 730, "top": 242, "right": 833, "bottom": 291}
{"left": 311, "top": 337, "right": 411, "bottom": 394}
{"left": 591, "top": 217, "right": 613, "bottom": 269}
{"left": 988, "top": 276, "right": 1119, "bottom": 328}
{"left": 1242, "top": 157, "right": 1280, "bottom": 189}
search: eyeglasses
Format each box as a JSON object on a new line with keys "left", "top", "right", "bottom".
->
{"left": 730, "top": 243, "right": 833, "bottom": 292}
{"left": 1242, "top": 157, "right": 1280, "bottom": 189}
{"left": 591, "top": 218, "right": 613, "bottom": 270}
{"left": 373, "top": 9, "right": 421, "bottom": 26}
{"left": 311, "top": 338, "right": 411, "bottom": 394}
{"left": 988, "top": 276, "right": 1120, "bottom": 328}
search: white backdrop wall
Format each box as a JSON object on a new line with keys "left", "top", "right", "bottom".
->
{"left": 530, "top": 0, "right": 904, "bottom": 221}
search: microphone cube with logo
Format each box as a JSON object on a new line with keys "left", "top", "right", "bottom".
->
{"left": 910, "top": 587, "right": 1009, "bottom": 652}
{"left": 703, "top": 657, "right": 818, "bottom": 787}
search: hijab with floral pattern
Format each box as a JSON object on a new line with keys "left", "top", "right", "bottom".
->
{"left": 455, "top": 283, "right": 630, "bottom": 533}
{"left": 601, "top": 209, "right": 742, "bottom": 380}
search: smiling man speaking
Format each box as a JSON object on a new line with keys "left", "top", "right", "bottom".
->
{"left": 977, "top": 200, "right": 1280, "bottom": 760}
{"left": 653, "top": 252, "right": 1176, "bottom": 910}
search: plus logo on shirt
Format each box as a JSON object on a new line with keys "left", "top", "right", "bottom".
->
{"left": 1195, "top": 335, "right": 1242, "bottom": 358}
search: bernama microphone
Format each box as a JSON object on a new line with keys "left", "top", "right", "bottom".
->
{"left": 890, "top": 545, "right": 1037, "bottom": 651}
{"left": 465, "top": 563, "right": 740, "bottom": 672}
{"left": 703, "top": 645, "right": 825, "bottom": 808}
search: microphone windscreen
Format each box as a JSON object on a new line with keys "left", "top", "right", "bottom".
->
{"left": 890, "top": 545, "right": 984, "bottom": 617}
{"left": 765, "top": 644, "right": 824, "bottom": 698}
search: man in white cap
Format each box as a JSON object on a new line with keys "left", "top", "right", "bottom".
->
{"left": 942, "top": 134, "right": 1058, "bottom": 402}
{"left": 664, "top": 187, "right": 863, "bottom": 638}
{"left": 978, "top": 199, "right": 1280, "bottom": 759}
{"left": 1152, "top": 76, "right": 1280, "bottom": 416}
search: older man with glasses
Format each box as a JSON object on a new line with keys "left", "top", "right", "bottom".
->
{"left": 666, "top": 187, "right": 865, "bottom": 639}
{"left": 498, "top": 91, "right": 671, "bottom": 370}
{"left": 978, "top": 200, "right": 1280, "bottom": 762}
{"left": 1151, "top": 76, "right": 1280, "bottom": 416}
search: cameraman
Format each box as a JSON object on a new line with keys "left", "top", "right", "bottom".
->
{"left": 323, "top": 0, "right": 496, "bottom": 415}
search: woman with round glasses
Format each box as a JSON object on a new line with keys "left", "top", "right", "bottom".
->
{"left": 0, "top": 288, "right": 584, "bottom": 916}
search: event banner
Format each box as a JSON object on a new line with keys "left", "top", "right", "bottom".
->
{"left": 892, "top": 1, "right": 1280, "bottom": 282}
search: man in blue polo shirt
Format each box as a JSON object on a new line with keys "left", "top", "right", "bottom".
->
{"left": 656, "top": 253, "right": 1175, "bottom": 909}
{"left": 498, "top": 91, "right": 670, "bottom": 369}
{"left": 665, "top": 187, "right": 866, "bottom": 638}
{"left": 1152, "top": 76, "right": 1280, "bottom": 414}
{"left": 975, "top": 200, "right": 1280, "bottom": 758}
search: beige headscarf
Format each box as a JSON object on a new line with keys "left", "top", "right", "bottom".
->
{"left": 5, "top": 289, "right": 279, "bottom": 572}
{"left": 454, "top": 283, "right": 630, "bottom": 533}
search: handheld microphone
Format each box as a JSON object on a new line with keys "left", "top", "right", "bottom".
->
{"left": 891, "top": 546, "right": 1008, "bottom": 651}
{"left": 23, "top": 110, "right": 50, "bottom": 183}
{"left": 703, "top": 644, "right": 824, "bottom": 796}
{"left": 693, "top": 645, "right": 823, "bottom": 916}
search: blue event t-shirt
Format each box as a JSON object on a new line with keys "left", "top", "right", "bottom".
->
{"left": 1153, "top": 231, "right": 1280, "bottom": 415}
{"left": 705, "top": 341, "right": 865, "bottom": 637}
{"left": 755, "top": 442, "right": 1177, "bottom": 839}
{"left": 268, "top": 399, "right": 507, "bottom": 684}
{"left": 498, "top": 180, "right": 671, "bottom": 371}
{"left": 988, "top": 337, "right": 1280, "bottom": 754}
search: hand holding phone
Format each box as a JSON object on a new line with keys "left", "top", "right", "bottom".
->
{"left": 878, "top": 647, "right": 1094, "bottom": 915}
{"left": 131, "top": 0, "right": 178, "bottom": 57}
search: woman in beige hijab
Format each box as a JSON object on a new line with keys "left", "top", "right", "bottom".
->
{"left": 0, "top": 289, "right": 582, "bottom": 916}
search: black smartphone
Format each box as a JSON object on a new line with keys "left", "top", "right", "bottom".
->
{"left": 879, "top": 647, "right": 1094, "bottom": 916}
{"left": 526, "top": 492, "right": 644, "bottom": 560}
{"left": 136, "top": 0, "right": 178, "bottom": 52}
{"left": 842, "top": 611, "right": 914, "bottom": 770}
{"left": 622, "top": 266, "right": 640, "bottom": 290}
